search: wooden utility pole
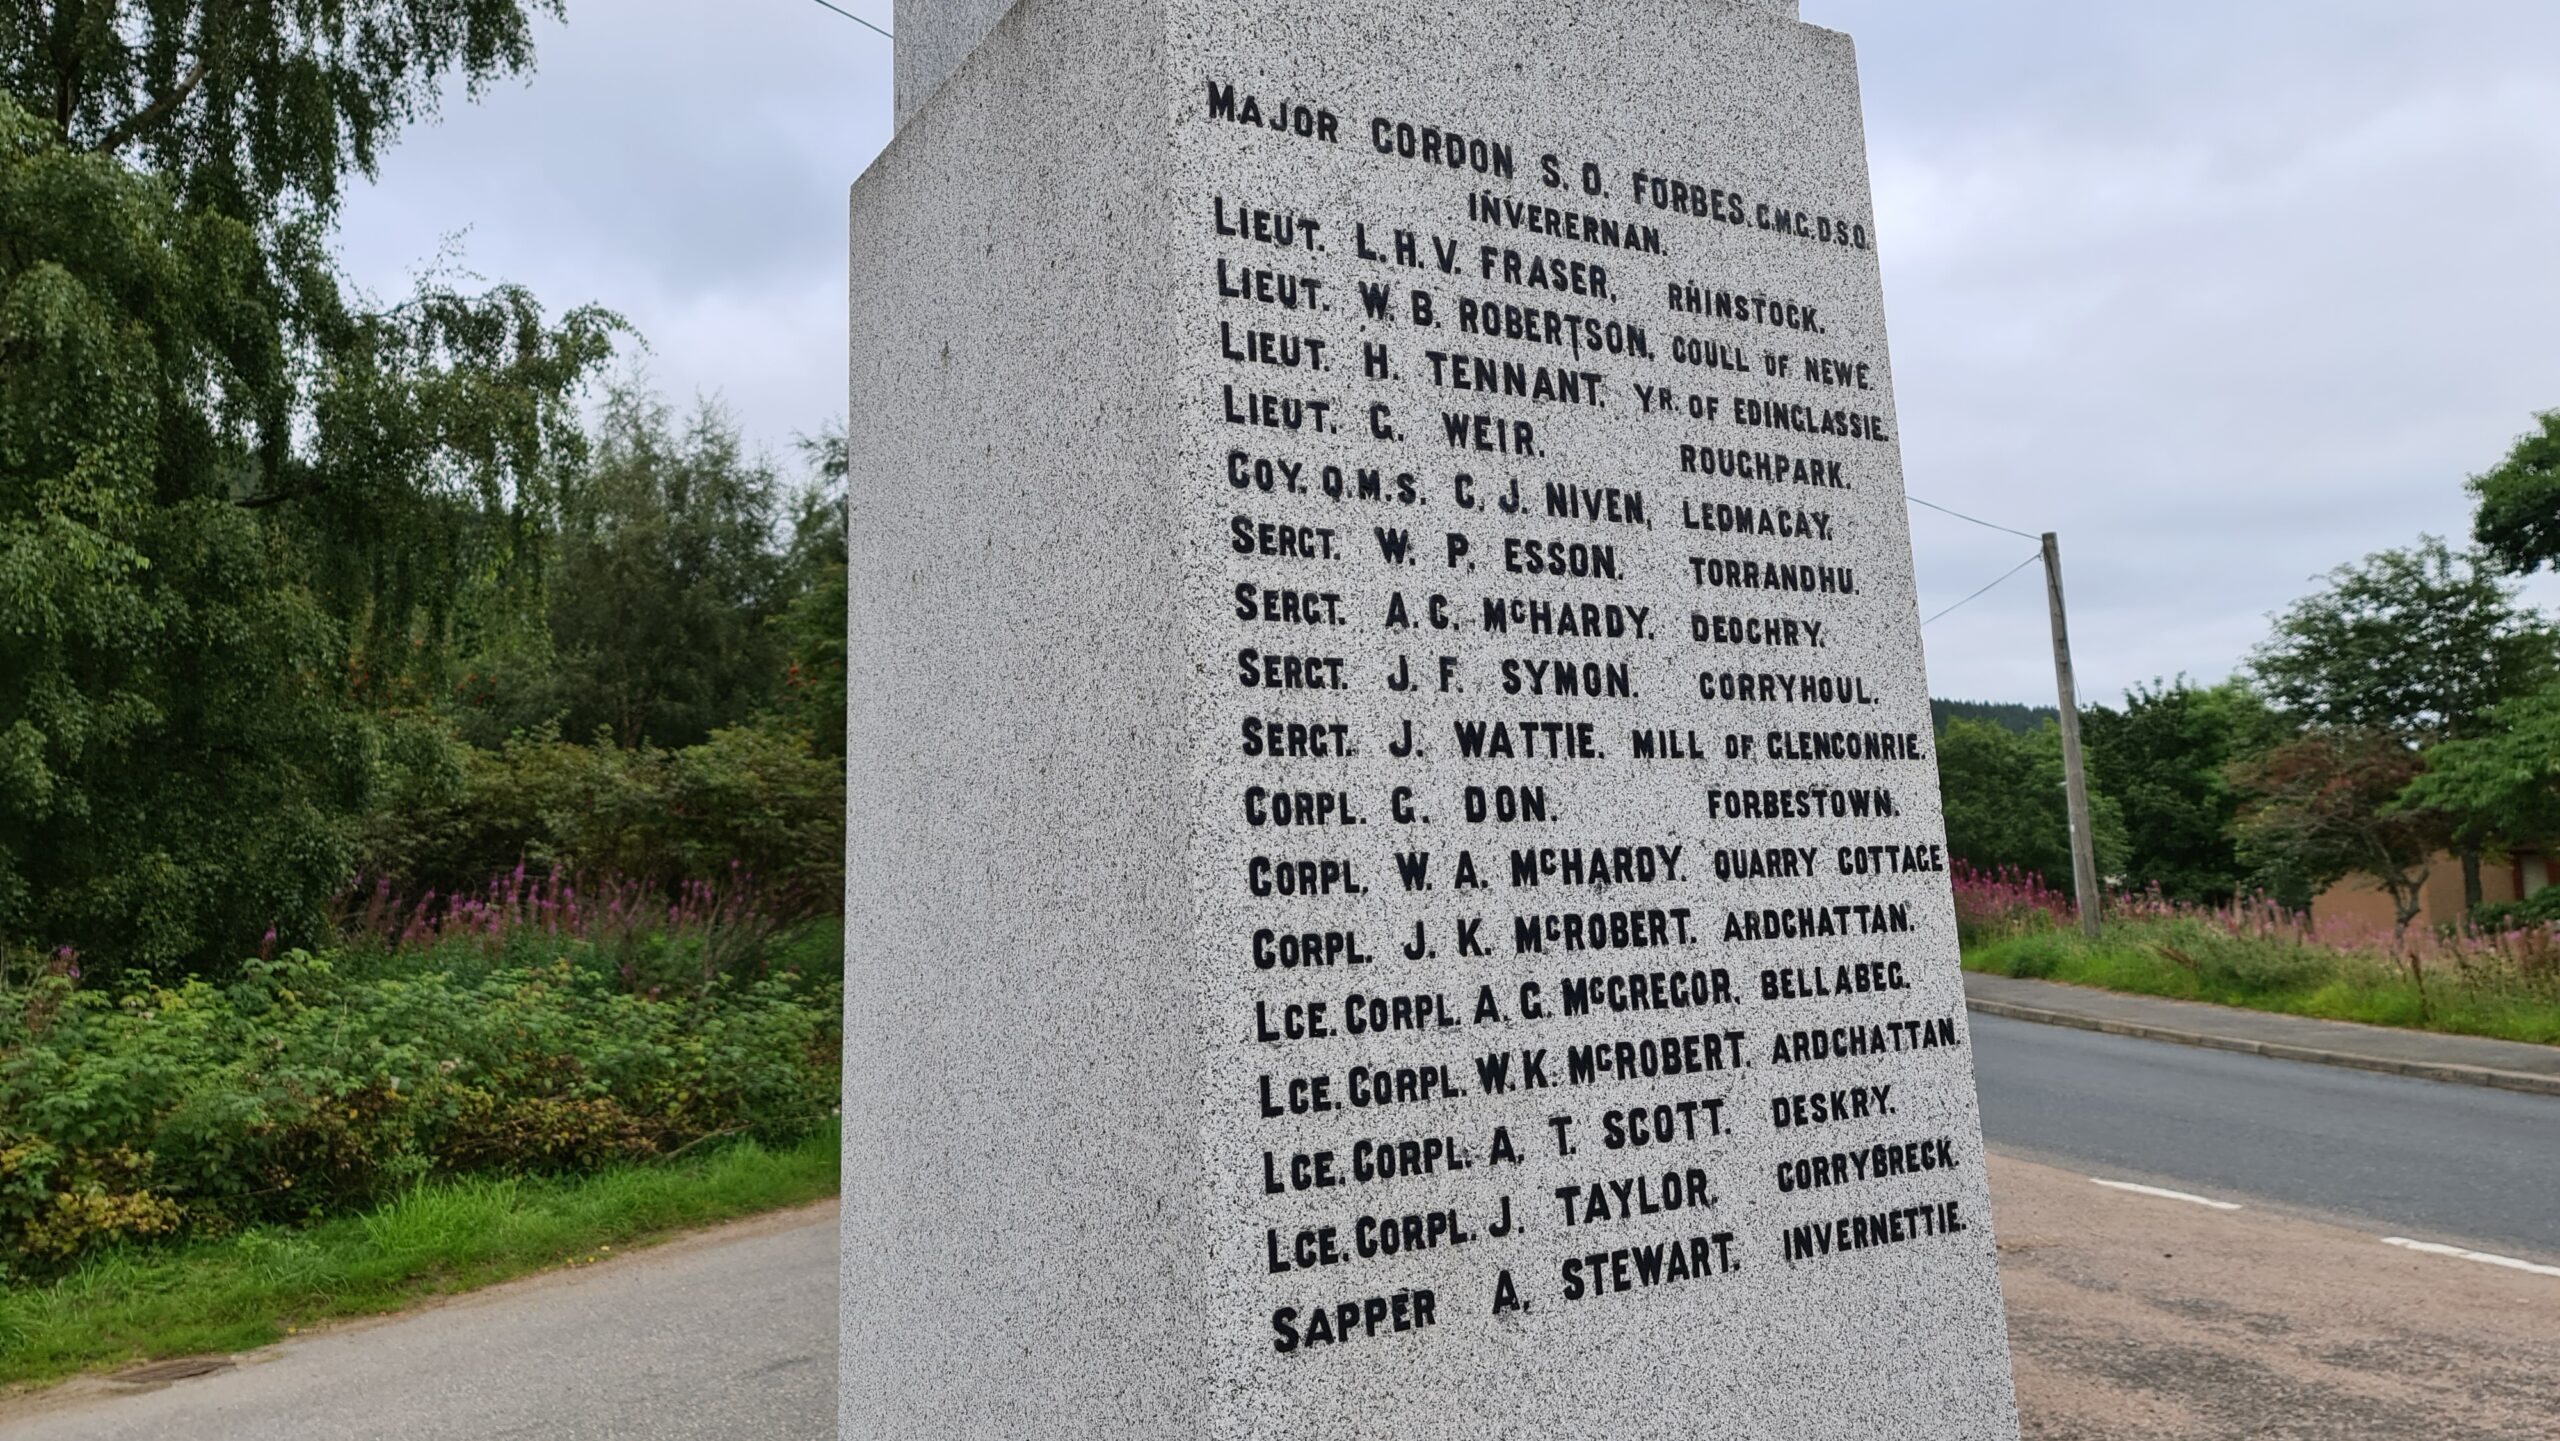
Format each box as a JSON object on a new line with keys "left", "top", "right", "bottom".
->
{"left": 2042, "top": 532, "right": 2102, "bottom": 939}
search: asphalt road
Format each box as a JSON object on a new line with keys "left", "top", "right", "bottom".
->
{"left": 1969, "top": 1011, "right": 2560, "bottom": 1260}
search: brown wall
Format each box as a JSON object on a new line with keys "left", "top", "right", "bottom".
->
{"left": 2308, "top": 851, "right": 2536, "bottom": 935}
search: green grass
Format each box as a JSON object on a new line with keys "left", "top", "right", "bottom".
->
{"left": 1962, "top": 920, "right": 2560, "bottom": 1047}
{"left": 0, "top": 1123, "right": 840, "bottom": 1390}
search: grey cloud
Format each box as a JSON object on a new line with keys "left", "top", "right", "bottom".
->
{"left": 338, "top": 2, "right": 2560, "bottom": 702}
{"left": 339, "top": 1, "right": 896, "bottom": 458}
{"left": 1812, "top": 0, "right": 2560, "bottom": 701}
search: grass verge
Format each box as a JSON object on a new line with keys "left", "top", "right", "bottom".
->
{"left": 1961, "top": 924, "right": 2560, "bottom": 1047}
{"left": 0, "top": 1122, "right": 840, "bottom": 1390}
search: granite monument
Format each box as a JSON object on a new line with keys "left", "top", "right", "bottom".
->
{"left": 844, "top": 2, "right": 2022, "bottom": 1435}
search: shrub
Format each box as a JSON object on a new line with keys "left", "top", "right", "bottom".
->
{"left": 337, "top": 864, "right": 811, "bottom": 997}
{"left": 2474, "top": 886, "right": 2560, "bottom": 932}
{"left": 0, "top": 932, "right": 840, "bottom": 1281}
{"left": 356, "top": 718, "right": 842, "bottom": 904}
{"left": 1954, "top": 862, "right": 2560, "bottom": 1044}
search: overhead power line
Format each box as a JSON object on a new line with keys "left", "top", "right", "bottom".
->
{"left": 1906, "top": 493, "right": 2041, "bottom": 542}
{"left": 1920, "top": 549, "right": 2043, "bottom": 627}
{"left": 805, "top": 0, "right": 892, "bottom": 39}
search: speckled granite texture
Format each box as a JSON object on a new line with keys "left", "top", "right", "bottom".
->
{"left": 846, "top": 2, "right": 1196, "bottom": 1437}
{"left": 848, "top": 2, "right": 2019, "bottom": 1437}
{"left": 892, "top": 0, "right": 1025, "bottom": 127}
{"left": 895, "top": 0, "right": 1804, "bottom": 127}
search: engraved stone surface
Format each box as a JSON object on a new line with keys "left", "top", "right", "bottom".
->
{"left": 846, "top": 1, "right": 2020, "bottom": 1436}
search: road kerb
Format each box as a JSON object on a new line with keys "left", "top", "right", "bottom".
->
{"left": 1962, "top": 995, "right": 2560, "bottom": 1099}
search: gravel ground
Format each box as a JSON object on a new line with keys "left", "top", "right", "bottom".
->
{"left": 1990, "top": 1152, "right": 2560, "bottom": 1440}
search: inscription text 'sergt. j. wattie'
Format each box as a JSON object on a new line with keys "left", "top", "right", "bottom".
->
{"left": 844, "top": 3, "right": 2022, "bottom": 1438}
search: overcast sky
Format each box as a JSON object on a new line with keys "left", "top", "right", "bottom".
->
{"left": 334, "top": 0, "right": 2560, "bottom": 706}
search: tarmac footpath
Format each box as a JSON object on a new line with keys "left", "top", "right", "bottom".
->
{"left": 1963, "top": 970, "right": 2560, "bottom": 1097}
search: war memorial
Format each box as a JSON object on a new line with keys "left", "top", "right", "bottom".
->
{"left": 842, "top": 2, "right": 2022, "bottom": 1434}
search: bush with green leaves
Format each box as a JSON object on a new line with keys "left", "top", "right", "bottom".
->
{"left": 0, "top": 928, "right": 840, "bottom": 1281}
{"left": 355, "top": 717, "right": 844, "bottom": 903}
{"left": 2474, "top": 887, "right": 2560, "bottom": 932}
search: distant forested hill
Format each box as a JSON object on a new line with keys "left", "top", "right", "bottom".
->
{"left": 1931, "top": 699, "right": 2059, "bottom": 735}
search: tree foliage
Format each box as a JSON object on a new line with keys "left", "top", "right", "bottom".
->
{"left": 2399, "top": 679, "right": 2560, "bottom": 856}
{"left": 1934, "top": 717, "right": 2128, "bottom": 892}
{"left": 2231, "top": 730, "right": 2450, "bottom": 934}
{"left": 2249, "top": 536, "right": 2554, "bottom": 907}
{"left": 536, "top": 388, "right": 789, "bottom": 750}
{"left": 773, "top": 425, "right": 847, "bottom": 757}
{"left": 280, "top": 271, "right": 623, "bottom": 704}
{"left": 1929, "top": 699, "right": 2056, "bottom": 737}
{"left": 2470, "top": 409, "right": 2560, "bottom": 577}
{"left": 2250, "top": 536, "right": 2553, "bottom": 744}
{"left": 6, "top": 3, "right": 618, "bottom": 704}
{"left": 0, "top": 18, "right": 615, "bottom": 972}
{"left": 0, "top": 95, "right": 368, "bottom": 971}
{"left": 438, "top": 393, "right": 846, "bottom": 754}
{"left": 0, "top": 5, "right": 860, "bottom": 975}
{"left": 2082, "top": 678, "right": 2276, "bottom": 904}
{"left": 5, "top": 0, "right": 556, "bottom": 230}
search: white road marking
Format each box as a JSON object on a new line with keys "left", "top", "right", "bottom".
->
{"left": 2089, "top": 1177, "right": 2244, "bottom": 1211}
{"left": 2381, "top": 1237, "right": 2560, "bottom": 1279}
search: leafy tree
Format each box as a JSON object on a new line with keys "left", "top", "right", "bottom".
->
{"left": 2082, "top": 678, "right": 2278, "bottom": 904}
{"left": 2249, "top": 536, "right": 2555, "bottom": 906}
{"left": 2471, "top": 409, "right": 2560, "bottom": 577}
{"left": 538, "top": 387, "right": 788, "bottom": 750}
{"left": 773, "top": 425, "right": 847, "bottom": 757}
{"left": 278, "top": 271, "right": 620, "bottom": 705}
{"left": 5, "top": 1, "right": 554, "bottom": 231}
{"left": 1929, "top": 699, "right": 2056, "bottom": 737}
{"left": 2251, "top": 537, "right": 2552, "bottom": 740}
{"left": 2399, "top": 679, "right": 2560, "bottom": 862}
{"left": 1934, "top": 717, "right": 2128, "bottom": 892}
{"left": 7, "top": 4, "right": 617, "bottom": 698}
{"left": 1, "top": 96, "right": 369, "bottom": 970}
{"left": 1, "top": 3, "right": 618, "bottom": 972}
{"left": 2231, "top": 730, "right": 2451, "bottom": 938}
